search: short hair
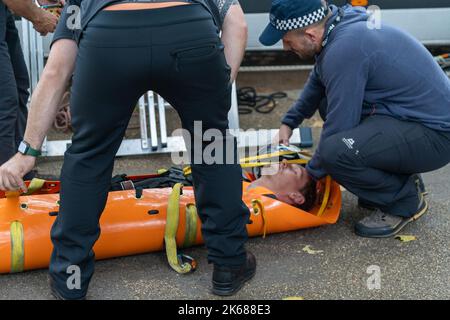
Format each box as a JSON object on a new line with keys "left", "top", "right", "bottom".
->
{"left": 297, "top": 179, "right": 318, "bottom": 212}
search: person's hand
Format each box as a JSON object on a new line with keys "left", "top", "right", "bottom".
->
{"left": 0, "top": 153, "right": 36, "bottom": 193}
{"left": 32, "top": 9, "right": 59, "bottom": 36}
{"left": 277, "top": 124, "right": 294, "bottom": 146}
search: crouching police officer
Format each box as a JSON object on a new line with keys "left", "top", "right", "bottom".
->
{"left": 263, "top": 0, "right": 450, "bottom": 238}
{"left": 0, "top": 0, "right": 58, "bottom": 178}
{"left": 0, "top": 0, "right": 254, "bottom": 299}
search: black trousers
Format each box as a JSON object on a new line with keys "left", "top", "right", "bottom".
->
{"left": 320, "top": 115, "right": 450, "bottom": 217}
{"left": 0, "top": 2, "right": 29, "bottom": 165}
{"left": 49, "top": 5, "right": 250, "bottom": 298}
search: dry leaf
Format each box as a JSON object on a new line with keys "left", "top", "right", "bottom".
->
{"left": 395, "top": 235, "right": 417, "bottom": 242}
{"left": 302, "top": 245, "right": 324, "bottom": 255}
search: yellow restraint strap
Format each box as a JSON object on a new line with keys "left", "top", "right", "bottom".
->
{"left": 183, "top": 151, "right": 312, "bottom": 176}
{"left": 317, "top": 176, "right": 332, "bottom": 217}
{"left": 251, "top": 199, "right": 267, "bottom": 238}
{"left": 24, "top": 178, "right": 46, "bottom": 196}
{"left": 10, "top": 221, "right": 25, "bottom": 273}
{"left": 165, "top": 183, "right": 195, "bottom": 274}
{"left": 240, "top": 159, "right": 308, "bottom": 169}
{"left": 183, "top": 159, "right": 309, "bottom": 176}
{"left": 183, "top": 204, "right": 198, "bottom": 248}
{"left": 5, "top": 178, "right": 46, "bottom": 198}
{"left": 240, "top": 150, "right": 312, "bottom": 163}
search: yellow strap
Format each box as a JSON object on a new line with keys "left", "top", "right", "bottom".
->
{"left": 240, "top": 159, "right": 308, "bottom": 169}
{"left": 164, "top": 183, "right": 194, "bottom": 274}
{"left": 251, "top": 199, "right": 267, "bottom": 238}
{"left": 5, "top": 178, "right": 46, "bottom": 198}
{"left": 183, "top": 159, "right": 309, "bottom": 176}
{"left": 183, "top": 204, "right": 198, "bottom": 248}
{"left": 183, "top": 166, "right": 192, "bottom": 176}
{"left": 240, "top": 150, "right": 306, "bottom": 163}
{"left": 24, "top": 178, "right": 46, "bottom": 196}
{"left": 10, "top": 221, "right": 24, "bottom": 273}
{"left": 157, "top": 169, "right": 168, "bottom": 175}
{"left": 317, "top": 176, "right": 332, "bottom": 217}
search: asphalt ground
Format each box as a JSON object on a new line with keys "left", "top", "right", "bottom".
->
{"left": 0, "top": 71, "right": 449, "bottom": 300}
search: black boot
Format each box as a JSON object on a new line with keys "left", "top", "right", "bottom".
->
{"left": 49, "top": 279, "right": 86, "bottom": 300}
{"left": 212, "top": 251, "right": 256, "bottom": 296}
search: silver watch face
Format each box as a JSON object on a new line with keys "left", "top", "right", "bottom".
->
{"left": 18, "top": 142, "right": 28, "bottom": 154}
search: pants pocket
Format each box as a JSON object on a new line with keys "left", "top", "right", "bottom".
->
{"left": 172, "top": 42, "right": 220, "bottom": 63}
{"left": 169, "top": 39, "right": 231, "bottom": 98}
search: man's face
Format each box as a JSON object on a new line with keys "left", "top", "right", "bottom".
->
{"left": 276, "top": 161, "right": 310, "bottom": 192}
{"left": 282, "top": 29, "right": 318, "bottom": 60}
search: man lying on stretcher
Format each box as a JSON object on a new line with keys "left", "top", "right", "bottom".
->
{"left": 111, "top": 144, "right": 319, "bottom": 212}
{"left": 1, "top": 145, "right": 318, "bottom": 213}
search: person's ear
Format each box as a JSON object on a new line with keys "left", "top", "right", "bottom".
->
{"left": 304, "top": 28, "right": 317, "bottom": 42}
{"left": 280, "top": 159, "right": 288, "bottom": 169}
{"left": 289, "top": 192, "right": 305, "bottom": 206}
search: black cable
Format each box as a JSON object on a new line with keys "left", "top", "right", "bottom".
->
{"left": 237, "top": 87, "right": 287, "bottom": 115}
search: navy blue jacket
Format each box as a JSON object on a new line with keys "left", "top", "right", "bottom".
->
{"left": 282, "top": 5, "right": 450, "bottom": 179}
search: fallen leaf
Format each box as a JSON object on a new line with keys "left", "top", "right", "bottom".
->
{"left": 283, "top": 297, "right": 305, "bottom": 300}
{"left": 302, "top": 245, "right": 324, "bottom": 255}
{"left": 395, "top": 235, "right": 417, "bottom": 242}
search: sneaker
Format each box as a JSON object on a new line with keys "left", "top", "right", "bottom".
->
{"left": 355, "top": 194, "right": 428, "bottom": 238}
{"left": 212, "top": 251, "right": 256, "bottom": 296}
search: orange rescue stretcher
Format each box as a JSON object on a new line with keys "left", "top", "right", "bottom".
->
{"left": 0, "top": 153, "right": 341, "bottom": 274}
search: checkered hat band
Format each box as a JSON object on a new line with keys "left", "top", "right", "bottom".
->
{"left": 272, "top": 7, "right": 327, "bottom": 31}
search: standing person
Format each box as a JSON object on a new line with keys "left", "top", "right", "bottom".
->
{"left": 0, "top": 0, "right": 58, "bottom": 178}
{"left": 0, "top": 0, "right": 254, "bottom": 299}
{"left": 261, "top": 0, "right": 450, "bottom": 237}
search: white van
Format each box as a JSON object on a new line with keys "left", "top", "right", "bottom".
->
{"left": 16, "top": 0, "right": 450, "bottom": 55}
{"left": 242, "top": 0, "right": 450, "bottom": 50}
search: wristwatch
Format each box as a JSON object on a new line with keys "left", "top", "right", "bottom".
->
{"left": 18, "top": 141, "right": 41, "bottom": 157}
